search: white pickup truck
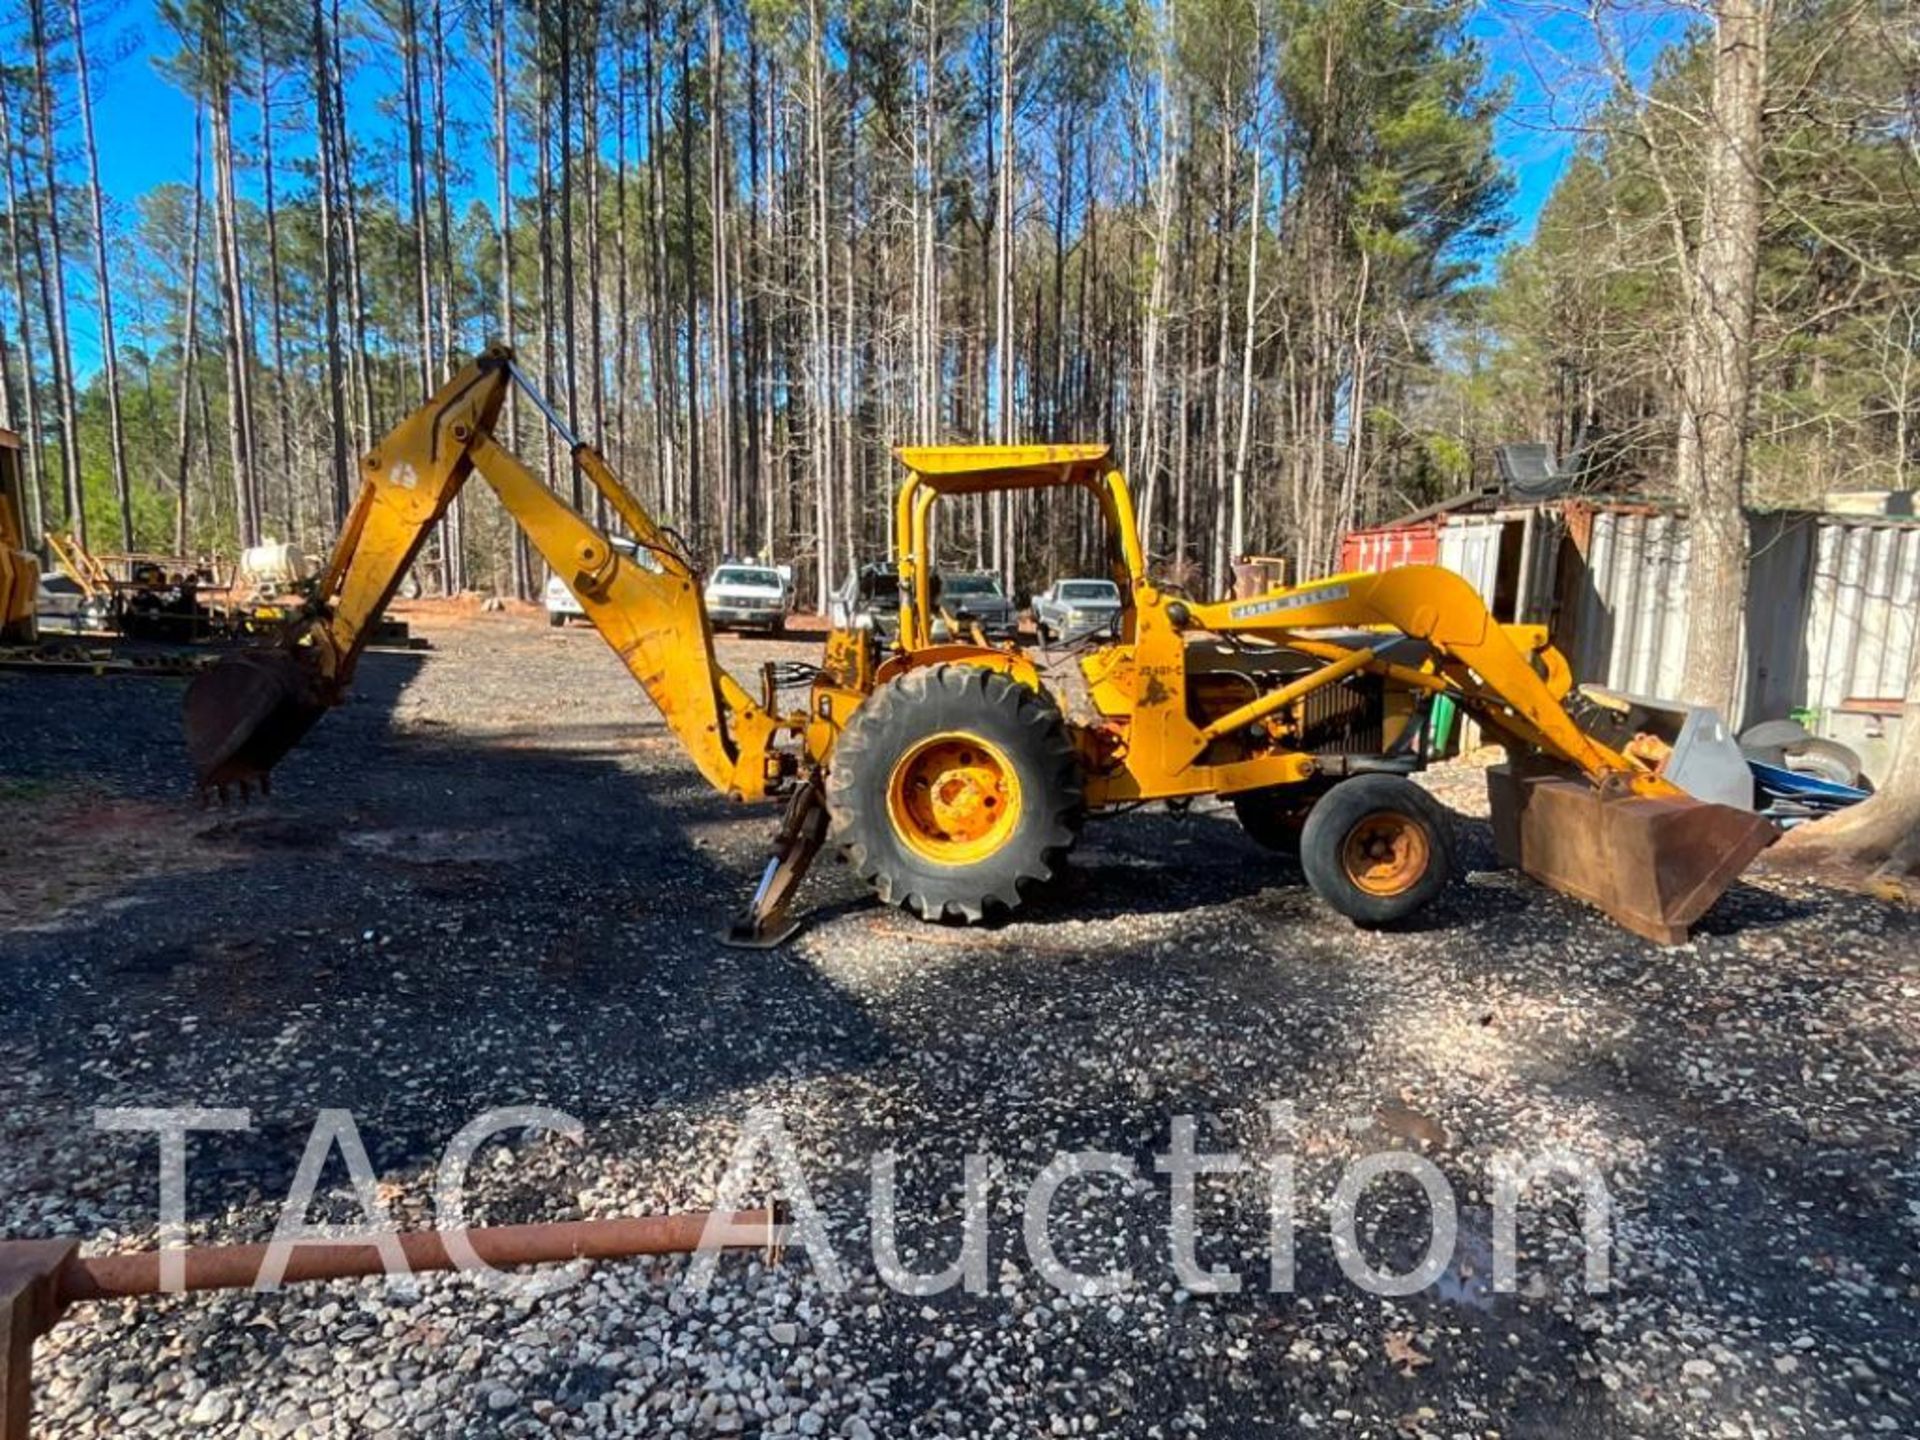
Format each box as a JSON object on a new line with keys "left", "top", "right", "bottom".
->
{"left": 1030, "top": 577, "right": 1123, "bottom": 643}
{"left": 703, "top": 563, "right": 792, "bottom": 634}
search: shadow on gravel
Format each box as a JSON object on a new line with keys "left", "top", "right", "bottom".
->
{"left": 1686, "top": 878, "right": 1825, "bottom": 935}
{"left": 1003, "top": 810, "right": 1306, "bottom": 927}
{"left": 0, "top": 650, "right": 895, "bottom": 1225}
{"left": 1004, "top": 804, "right": 1548, "bottom": 935}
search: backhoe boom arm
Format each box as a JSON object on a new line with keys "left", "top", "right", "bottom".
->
{"left": 184, "top": 348, "right": 784, "bottom": 801}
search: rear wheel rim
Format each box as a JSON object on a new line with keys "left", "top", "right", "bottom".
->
{"left": 886, "top": 732, "right": 1023, "bottom": 865}
{"left": 1341, "top": 812, "right": 1430, "bottom": 896}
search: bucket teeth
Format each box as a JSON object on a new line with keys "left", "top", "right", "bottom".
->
{"left": 1487, "top": 764, "right": 1776, "bottom": 944}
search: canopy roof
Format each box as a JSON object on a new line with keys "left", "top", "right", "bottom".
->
{"left": 893, "top": 444, "right": 1112, "bottom": 495}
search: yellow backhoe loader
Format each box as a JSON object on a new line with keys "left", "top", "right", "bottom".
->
{"left": 0, "top": 428, "right": 37, "bottom": 645}
{"left": 183, "top": 348, "right": 1773, "bottom": 946}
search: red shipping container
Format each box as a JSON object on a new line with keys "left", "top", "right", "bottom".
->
{"left": 1338, "top": 519, "right": 1440, "bottom": 574}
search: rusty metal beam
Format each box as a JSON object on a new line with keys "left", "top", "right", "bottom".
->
{"left": 1, "top": 1207, "right": 784, "bottom": 1440}
{"left": 62, "top": 1209, "right": 781, "bottom": 1300}
{"left": 3, "top": 1242, "right": 77, "bottom": 1440}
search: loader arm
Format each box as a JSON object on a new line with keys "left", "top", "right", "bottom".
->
{"left": 1182, "top": 565, "right": 1774, "bottom": 943}
{"left": 184, "top": 348, "right": 787, "bottom": 802}
{"left": 1184, "top": 565, "right": 1672, "bottom": 795}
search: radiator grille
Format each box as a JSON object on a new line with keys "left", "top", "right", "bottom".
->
{"left": 1300, "top": 675, "right": 1384, "bottom": 754}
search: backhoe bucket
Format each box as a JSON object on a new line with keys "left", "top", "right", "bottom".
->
{"left": 1486, "top": 764, "right": 1776, "bottom": 944}
{"left": 183, "top": 648, "right": 329, "bottom": 796}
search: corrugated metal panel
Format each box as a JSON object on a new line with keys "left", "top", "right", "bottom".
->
{"left": 1564, "top": 508, "right": 1918, "bottom": 727}
{"left": 1739, "top": 515, "right": 1814, "bottom": 721}
{"left": 1438, "top": 516, "right": 1503, "bottom": 603}
{"left": 1514, "top": 508, "right": 1561, "bottom": 625}
{"left": 1419, "top": 510, "right": 1564, "bottom": 622}
{"left": 1804, "top": 520, "right": 1920, "bottom": 708}
{"left": 1434, "top": 509, "right": 1563, "bottom": 623}
{"left": 1565, "top": 510, "right": 1693, "bottom": 703}
{"left": 1339, "top": 504, "right": 1917, "bottom": 737}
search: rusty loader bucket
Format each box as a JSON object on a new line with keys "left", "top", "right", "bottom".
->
{"left": 182, "top": 644, "right": 332, "bottom": 797}
{"left": 1486, "top": 764, "right": 1777, "bottom": 944}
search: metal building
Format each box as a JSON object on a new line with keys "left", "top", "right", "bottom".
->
{"left": 1338, "top": 495, "right": 1919, "bottom": 781}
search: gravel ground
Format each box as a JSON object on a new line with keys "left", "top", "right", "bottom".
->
{"left": 1, "top": 607, "right": 1915, "bottom": 1439}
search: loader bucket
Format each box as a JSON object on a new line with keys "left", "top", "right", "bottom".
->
{"left": 1486, "top": 764, "right": 1776, "bottom": 944}
{"left": 183, "top": 648, "right": 328, "bottom": 795}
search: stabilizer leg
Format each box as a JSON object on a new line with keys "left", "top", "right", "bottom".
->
{"left": 722, "top": 772, "right": 830, "bottom": 949}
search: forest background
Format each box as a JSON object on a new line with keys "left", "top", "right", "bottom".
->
{"left": 0, "top": 0, "right": 1914, "bottom": 626}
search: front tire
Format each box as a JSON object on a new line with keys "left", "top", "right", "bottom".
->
{"left": 1298, "top": 774, "right": 1454, "bottom": 927}
{"left": 547, "top": 611, "right": 566, "bottom": 629}
{"left": 827, "top": 665, "right": 1083, "bottom": 922}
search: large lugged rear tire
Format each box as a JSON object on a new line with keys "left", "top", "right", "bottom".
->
{"left": 1298, "top": 774, "right": 1455, "bottom": 927}
{"left": 827, "top": 665, "right": 1083, "bottom": 922}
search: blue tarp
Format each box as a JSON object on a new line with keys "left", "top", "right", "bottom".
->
{"left": 1749, "top": 758, "right": 1871, "bottom": 826}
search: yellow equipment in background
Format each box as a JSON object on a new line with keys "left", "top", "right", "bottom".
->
{"left": 0, "top": 429, "right": 37, "bottom": 644}
{"left": 184, "top": 348, "right": 1773, "bottom": 946}
{"left": 42, "top": 529, "right": 114, "bottom": 606}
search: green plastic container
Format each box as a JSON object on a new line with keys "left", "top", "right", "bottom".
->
{"left": 1428, "top": 694, "right": 1459, "bottom": 757}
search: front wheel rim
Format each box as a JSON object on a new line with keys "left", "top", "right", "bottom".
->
{"left": 1341, "top": 812, "right": 1430, "bottom": 896}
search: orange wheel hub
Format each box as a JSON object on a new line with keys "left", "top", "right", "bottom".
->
{"left": 1341, "top": 812, "right": 1430, "bottom": 896}
{"left": 886, "top": 733, "right": 1023, "bottom": 864}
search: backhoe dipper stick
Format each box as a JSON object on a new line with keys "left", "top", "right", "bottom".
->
{"left": 0, "top": 1206, "right": 785, "bottom": 1440}
{"left": 184, "top": 346, "right": 796, "bottom": 803}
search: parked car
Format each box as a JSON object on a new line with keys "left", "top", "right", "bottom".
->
{"left": 833, "top": 565, "right": 1025, "bottom": 644}
{"left": 545, "top": 536, "right": 646, "bottom": 627}
{"left": 703, "top": 562, "right": 791, "bottom": 634}
{"left": 937, "top": 571, "right": 1018, "bottom": 641}
{"left": 831, "top": 562, "right": 902, "bottom": 641}
{"left": 36, "top": 573, "right": 107, "bottom": 633}
{"left": 1031, "top": 576, "right": 1123, "bottom": 643}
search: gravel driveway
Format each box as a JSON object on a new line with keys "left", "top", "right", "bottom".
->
{"left": 1, "top": 607, "right": 1914, "bottom": 1439}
